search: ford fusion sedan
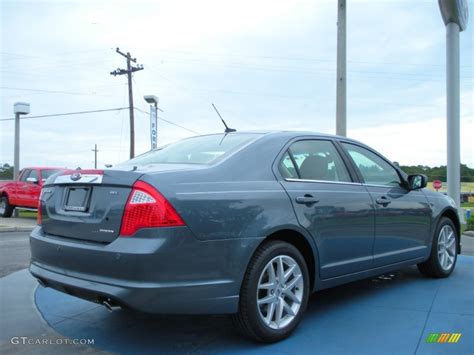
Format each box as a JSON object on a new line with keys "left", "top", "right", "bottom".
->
{"left": 30, "top": 131, "right": 460, "bottom": 343}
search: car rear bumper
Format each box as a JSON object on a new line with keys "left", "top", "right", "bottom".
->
{"left": 30, "top": 226, "right": 262, "bottom": 314}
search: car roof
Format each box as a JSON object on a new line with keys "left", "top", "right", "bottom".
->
{"left": 194, "top": 130, "right": 363, "bottom": 144}
{"left": 22, "top": 167, "right": 65, "bottom": 170}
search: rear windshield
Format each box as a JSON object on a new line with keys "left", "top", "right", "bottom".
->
{"left": 119, "top": 133, "right": 262, "bottom": 166}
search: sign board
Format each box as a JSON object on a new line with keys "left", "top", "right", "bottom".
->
{"left": 150, "top": 107, "right": 157, "bottom": 150}
{"left": 439, "top": 0, "right": 469, "bottom": 31}
{"left": 433, "top": 180, "right": 443, "bottom": 191}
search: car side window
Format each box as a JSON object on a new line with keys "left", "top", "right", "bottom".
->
{"left": 280, "top": 140, "right": 351, "bottom": 182}
{"left": 278, "top": 152, "right": 299, "bottom": 178}
{"left": 342, "top": 143, "right": 401, "bottom": 187}
{"left": 28, "top": 170, "right": 39, "bottom": 181}
{"left": 19, "top": 169, "right": 30, "bottom": 182}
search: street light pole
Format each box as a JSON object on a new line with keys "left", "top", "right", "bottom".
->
{"left": 13, "top": 102, "right": 30, "bottom": 180}
{"left": 438, "top": 0, "right": 469, "bottom": 212}
{"left": 14, "top": 112, "right": 20, "bottom": 181}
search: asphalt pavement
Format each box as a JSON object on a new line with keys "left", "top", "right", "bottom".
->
{"left": 0, "top": 232, "right": 31, "bottom": 278}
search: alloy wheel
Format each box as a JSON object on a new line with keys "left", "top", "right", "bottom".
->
{"left": 437, "top": 225, "right": 456, "bottom": 271}
{"left": 256, "top": 255, "right": 304, "bottom": 330}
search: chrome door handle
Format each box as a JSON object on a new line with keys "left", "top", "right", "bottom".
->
{"left": 376, "top": 196, "right": 391, "bottom": 206}
{"left": 295, "top": 195, "right": 320, "bottom": 205}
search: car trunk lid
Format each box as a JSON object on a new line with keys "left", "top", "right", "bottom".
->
{"left": 40, "top": 169, "right": 142, "bottom": 243}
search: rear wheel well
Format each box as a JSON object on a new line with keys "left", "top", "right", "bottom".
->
{"left": 264, "top": 229, "right": 316, "bottom": 291}
{"left": 440, "top": 209, "right": 461, "bottom": 251}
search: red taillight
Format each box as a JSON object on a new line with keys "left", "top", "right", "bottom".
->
{"left": 119, "top": 181, "right": 185, "bottom": 236}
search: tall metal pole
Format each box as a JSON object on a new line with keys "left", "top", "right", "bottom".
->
{"left": 446, "top": 22, "right": 461, "bottom": 208}
{"left": 336, "top": 0, "right": 347, "bottom": 137}
{"left": 13, "top": 112, "right": 20, "bottom": 180}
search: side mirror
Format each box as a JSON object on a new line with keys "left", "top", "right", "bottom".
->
{"left": 407, "top": 174, "right": 427, "bottom": 190}
{"left": 26, "top": 177, "right": 39, "bottom": 184}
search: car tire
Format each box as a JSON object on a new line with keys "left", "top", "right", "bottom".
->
{"left": 417, "top": 217, "right": 458, "bottom": 278}
{"left": 232, "top": 240, "right": 310, "bottom": 343}
{"left": 0, "top": 196, "right": 14, "bottom": 218}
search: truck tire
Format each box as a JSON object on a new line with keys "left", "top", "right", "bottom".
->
{"left": 0, "top": 195, "right": 14, "bottom": 218}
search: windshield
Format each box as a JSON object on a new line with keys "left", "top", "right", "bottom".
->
{"left": 119, "top": 133, "right": 263, "bottom": 166}
{"left": 41, "top": 169, "right": 62, "bottom": 180}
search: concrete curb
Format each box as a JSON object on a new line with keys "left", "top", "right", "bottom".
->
{"left": 464, "top": 231, "right": 474, "bottom": 237}
{"left": 0, "top": 227, "right": 34, "bottom": 233}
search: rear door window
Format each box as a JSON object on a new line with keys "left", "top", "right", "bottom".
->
{"left": 279, "top": 140, "right": 352, "bottom": 182}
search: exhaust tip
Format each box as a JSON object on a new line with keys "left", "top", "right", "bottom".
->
{"left": 102, "top": 299, "right": 120, "bottom": 313}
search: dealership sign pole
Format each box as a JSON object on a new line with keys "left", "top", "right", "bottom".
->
{"left": 438, "top": 0, "right": 468, "bottom": 210}
{"left": 144, "top": 95, "right": 159, "bottom": 150}
{"left": 150, "top": 104, "right": 158, "bottom": 150}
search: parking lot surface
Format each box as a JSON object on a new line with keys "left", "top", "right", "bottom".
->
{"left": 1, "top": 231, "right": 473, "bottom": 354}
{"left": 33, "top": 256, "right": 473, "bottom": 354}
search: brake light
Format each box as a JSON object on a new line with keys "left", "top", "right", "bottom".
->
{"left": 120, "top": 181, "right": 185, "bottom": 236}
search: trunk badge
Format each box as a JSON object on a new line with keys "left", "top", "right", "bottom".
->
{"left": 71, "top": 173, "right": 82, "bottom": 181}
{"left": 99, "top": 229, "right": 115, "bottom": 233}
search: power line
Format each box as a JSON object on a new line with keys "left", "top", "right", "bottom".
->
{"left": 0, "top": 85, "right": 121, "bottom": 97}
{"left": 133, "top": 108, "right": 199, "bottom": 135}
{"left": 0, "top": 107, "right": 129, "bottom": 122}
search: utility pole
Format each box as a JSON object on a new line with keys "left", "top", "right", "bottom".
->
{"left": 92, "top": 144, "right": 98, "bottom": 169}
{"left": 110, "top": 48, "right": 144, "bottom": 159}
{"left": 336, "top": 0, "right": 347, "bottom": 137}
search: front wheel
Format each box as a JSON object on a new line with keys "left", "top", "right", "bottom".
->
{"left": 0, "top": 196, "right": 14, "bottom": 218}
{"left": 418, "top": 217, "right": 458, "bottom": 278}
{"left": 232, "top": 241, "right": 310, "bottom": 343}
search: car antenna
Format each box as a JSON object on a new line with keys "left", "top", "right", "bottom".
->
{"left": 212, "top": 103, "right": 236, "bottom": 133}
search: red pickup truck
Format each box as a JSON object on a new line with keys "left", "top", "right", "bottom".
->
{"left": 0, "top": 167, "right": 64, "bottom": 217}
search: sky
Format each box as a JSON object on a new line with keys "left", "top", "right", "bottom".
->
{"left": 0, "top": 0, "right": 473, "bottom": 169}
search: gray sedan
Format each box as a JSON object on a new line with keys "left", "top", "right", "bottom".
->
{"left": 30, "top": 131, "right": 460, "bottom": 342}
